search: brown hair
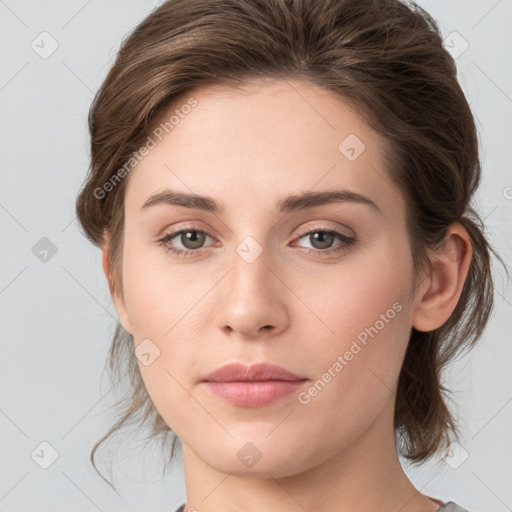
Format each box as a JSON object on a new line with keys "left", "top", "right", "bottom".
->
{"left": 75, "top": 0, "right": 506, "bottom": 487}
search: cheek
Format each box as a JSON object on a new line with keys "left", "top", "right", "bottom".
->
{"left": 294, "top": 238, "right": 413, "bottom": 411}
{"left": 301, "top": 237, "right": 411, "bottom": 343}
{"left": 119, "top": 240, "right": 215, "bottom": 429}
{"left": 121, "top": 236, "right": 204, "bottom": 340}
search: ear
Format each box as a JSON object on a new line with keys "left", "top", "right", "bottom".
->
{"left": 412, "top": 222, "right": 473, "bottom": 332}
{"left": 101, "top": 238, "right": 133, "bottom": 335}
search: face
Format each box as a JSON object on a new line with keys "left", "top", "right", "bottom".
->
{"left": 108, "top": 79, "right": 422, "bottom": 477}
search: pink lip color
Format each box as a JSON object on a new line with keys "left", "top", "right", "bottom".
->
{"left": 203, "top": 362, "right": 305, "bottom": 382}
{"left": 203, "top": 380, "right": 307, "bottom": 407}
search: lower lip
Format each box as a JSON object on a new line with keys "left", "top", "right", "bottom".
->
{"left": 203, "top": 380, "right": 307, "bottom": 407}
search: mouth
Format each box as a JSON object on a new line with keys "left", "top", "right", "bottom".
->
{"left": 202, "top": 380, "right": 308, "bottom": 407}
{"left": 201, "top": 362, "right": 308, "bottom": 407}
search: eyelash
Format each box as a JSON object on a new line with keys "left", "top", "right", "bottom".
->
{"left": 157, "top": 224, "right": 356, "bottom": 259}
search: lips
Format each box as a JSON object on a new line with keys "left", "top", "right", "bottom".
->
{"left": 202, "top": 362, "right": 305, "bottom": 383}
{"left": 201, "top": 362, "right": 308, "bottom": 407}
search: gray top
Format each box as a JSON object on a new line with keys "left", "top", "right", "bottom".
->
{"left": 174, "top": 500, "right": 469, "bottom": 511}
{"left": 438, "top": 503, "right": 469, "bottom": 512}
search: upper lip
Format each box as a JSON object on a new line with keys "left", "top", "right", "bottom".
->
{"left": 202, "top": 363, "right": 306, "bottom": 382}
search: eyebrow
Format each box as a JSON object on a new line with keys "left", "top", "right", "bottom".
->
{"left": 140, "top": 187, "right": 381, "bottom": 214}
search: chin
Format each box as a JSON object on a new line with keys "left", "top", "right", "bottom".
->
{"left": 192, "top": 433, "right": 324, "bottom": 479}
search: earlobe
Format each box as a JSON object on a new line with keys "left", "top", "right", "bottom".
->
{"left": 101, "top": 242, "right": 133, "bottom": 335}
{"left": 412, "top": 223, "right": 472, "bottom": 332}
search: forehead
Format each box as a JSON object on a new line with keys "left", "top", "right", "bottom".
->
{"left": 124, "top": 79, "right": 404, "bottom": 221}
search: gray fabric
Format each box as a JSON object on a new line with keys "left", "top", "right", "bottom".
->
{"left": 174, "top": 501, "right": 469, "bottom": 511}
{"left": 438, "top": 502, "right": 470, "bottom": 512}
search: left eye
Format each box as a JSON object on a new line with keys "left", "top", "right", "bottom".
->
{"left": 294, "top": 229, "right": 354, "bottom": 251}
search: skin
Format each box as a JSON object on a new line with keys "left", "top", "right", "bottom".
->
{"left": 102, "top": 79, "right": 472, "bottom": 512}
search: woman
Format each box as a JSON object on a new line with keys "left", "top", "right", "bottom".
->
{"left": 75, "top": 0, "right": 504, "bottom": 510}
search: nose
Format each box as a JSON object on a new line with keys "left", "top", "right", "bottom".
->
{"left": 215, "top": 242, "right": 290, "bottom": 339}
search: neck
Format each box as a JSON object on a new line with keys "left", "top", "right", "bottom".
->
{"left": 180, "top": 398, "right": 441, "bottom": 512}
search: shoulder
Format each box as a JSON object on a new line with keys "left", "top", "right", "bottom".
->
{"left": 175, "top": 502, "right": 471, "bottom": 512}
{"left": 438, "top": 502, "right": 471, "bottom": 512}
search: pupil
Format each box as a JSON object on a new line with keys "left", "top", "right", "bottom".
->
{"left": 312, "top": 231, "right": 333, "bottom": 249}
{"left": 183, "top": 230, "right": 204, "bottom": 249}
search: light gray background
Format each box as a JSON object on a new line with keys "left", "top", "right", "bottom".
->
{"left": 1, "top": 1, "right": 511, "bottom": 511}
